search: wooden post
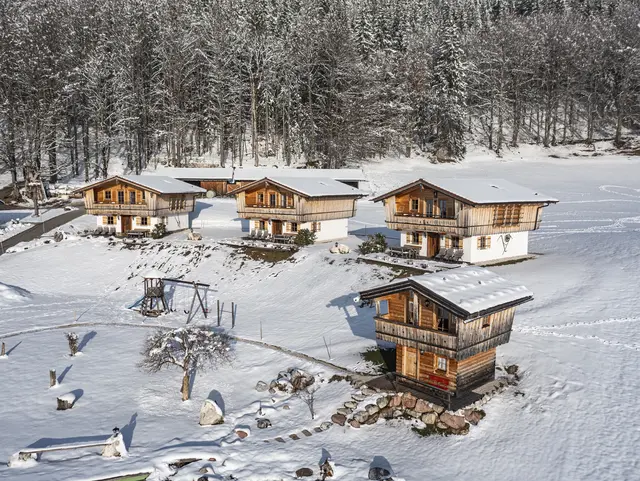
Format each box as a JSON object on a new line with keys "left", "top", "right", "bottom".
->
{"left": 49, "top": 369, "right": 57, "bottom": 388}
{"left": 1, "top": 342, "right": 5, "bottom": 357}
{"left": 260, "top": 321, "right": 263, "bottom": 340}
{"left": 231, "top": 302, "right": 236, "bottom": 328}
{"left": 217, "top": 300, "right": 221, "bottom": 326}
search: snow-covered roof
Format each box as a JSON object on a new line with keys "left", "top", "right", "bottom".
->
{"left": 234, "top": 177, "right": 365, "bottom": 198}
{"left": 361, "top": 266, "right": 532, "bottom": 318}
{"left": 140, "top": 269, "right": 166, "bottom": 279}
{"left": 372, "top": 178, "right": 558, "bottom": 205}
{"left": 73, "top": 175, "right": 206, "bottom": 195}
{"left": 154, "top": 167, "right": 366, "bottom": 182}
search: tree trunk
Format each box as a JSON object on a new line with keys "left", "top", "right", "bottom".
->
{"left": 48, "top": 121, "right": 57, "bottom": 183}
{"left": 82, "top": 120, "right": 90, "bottom": 181}
{"left": 250, "top": 75, "right": 259, "bottom": 167}
{"left": 181, "top": 371, "right": 190, "bottom": 401}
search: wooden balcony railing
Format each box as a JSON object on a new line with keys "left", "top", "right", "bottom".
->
{"left": 375, "top": 317, "right": 458, "bottom": 355}
{"left": 246, "top": 203, "right": 295, "bottom": 209}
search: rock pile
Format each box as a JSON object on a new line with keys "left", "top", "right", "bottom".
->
{"left": 333, "top": 388, "right": 487, "bottom": 436}
{"left": 256, "top": 368, "right": 316, "bottom": 395}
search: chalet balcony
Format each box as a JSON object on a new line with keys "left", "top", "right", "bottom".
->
{"left": 85, "top": 202, "right": 183, "bottom": 217}
{"left": 375, "top": 317, "right": 458, "bottom": 357}
{"left": 387, "top": 211, "right": 460, "bottom": 233}
{"left": 238, "top": 204, "right": 298, "bottom": 220}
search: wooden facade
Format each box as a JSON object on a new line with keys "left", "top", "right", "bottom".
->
{"left": 361, "top": 275, "right": 530, "bottom": 397}
{"left": 235, "top": 179, "right": 361, "bottom": 223}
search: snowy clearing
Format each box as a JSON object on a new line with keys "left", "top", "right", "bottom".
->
{"left": 1, "top": 148, "right": 639, "bottom": 481}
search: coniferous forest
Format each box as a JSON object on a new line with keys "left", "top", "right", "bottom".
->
{"left": 0, "top": 0, "right": 639, "bottom": 185}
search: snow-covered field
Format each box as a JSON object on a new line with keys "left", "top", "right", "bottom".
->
{"left": 1, "top": 144, "right": 639, "bottom": 480}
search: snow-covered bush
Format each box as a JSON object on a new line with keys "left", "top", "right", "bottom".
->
{"left": 139, "top": 326, "right": 234, "bottom": 401}
{"left": 294, "top": 228, "right": 316, "bottom": 246}
{"left": 358, "top": 233, "right": 388, "bottom": 254}
{"left": 151, "top": 223, "right": 167, "bottom": 239}
{"left": 66, "top": 332, "right": 79, "bottom": 356}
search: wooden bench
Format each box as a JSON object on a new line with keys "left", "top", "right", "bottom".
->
{"left": 9, "top": 429, "right": 127, "bottom": 466}
{"left": 126, "top": 230, "right": 146, "bottom": 239}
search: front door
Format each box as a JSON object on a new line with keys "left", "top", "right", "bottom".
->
{"left": 427, "top": 233, "right": 439, "bottom": 257}
{"left": 404, "top": 347, "right": 418, "bottom": 379}
{"left": 272, "top": 220, "right": 283, "bottom": 235}
{"left": 121, "top": 215, "right": 132, "bottom": 233}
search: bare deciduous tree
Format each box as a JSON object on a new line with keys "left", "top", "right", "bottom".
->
{"left": 139, "top": 326, "right": 233, "bottom": 401}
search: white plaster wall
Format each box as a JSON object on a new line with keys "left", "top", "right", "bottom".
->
{"left": 97, "top": 215, "right": 121, "bottom": 233}
{"left": 399, "top": 231, "right": 428, "bottom": 256}
{"left": 152, "top": 213, "right": 190, "bottom": 232}
{"left": 462, "top": 231, "right": 529, "bottom": 264}
{"left": 302, "top": 218, "right": 349, "bottom": 242}
{"left": 132, "top": 216, "right": 153, "bottom": 232}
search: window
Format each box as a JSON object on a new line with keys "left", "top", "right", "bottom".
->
{"left": 311, "top": 222, "right": 321, "bottom": 232}
{"left": 104, "top": 191, "right": 112, "bottom": 201}
{"left": 117, "top": 191, "right": 124, "bottom": 204}
{"left": 478, "top": 236, "right": 491, "bottom": 250}
{"left": 376, "top": 300, "right": 389, "bottom": 316}
{"left": 281, "top": 194, "right": 288, "bottom": 208}
{"left": 257, "top": 193, "right": 264, "bottom": 204}
{"left": 436, "top": 357, "right": 447, "bottom": 372}
{"left": 106, "top": 216, "right": 115, "bottom": 225}
{"left": 439, "top": 200, "right": 447, "bottom": 218}
{"left": 408, "top": 299, "right": 418, "bottom": 325}
{"left": 451, "top": 237, "right": 461, "bottom": 249}
{"left": 426, "top": 200, "right": 434, "bottom": 217}
{"left": 406, "top": 232, "right": 422, "bottom": 245}
{"left": 437, "top": 307, "right": 449, "bottom": 332}
{"left": 259, "top": 220, "right": 266, "bottom": 230}
{"left": 269, "top": 193, "right": 276, "bottom": 206}
{"left": 493, "top": 204, "right": 522, "bottom": 226}
{"left": 142, "top": 191, "right": 146, "bottom": 200}
{"left": 411, "top": 198, "right": 419, "bottom": 211}
{"left": 290, "top": 222, "right": 298, "bottom": 232}
{"left": 129, "top": 191, "right": 136, "bottom": 204}
{"left": 140, "top": 217, "right": 149, "bottom": 226}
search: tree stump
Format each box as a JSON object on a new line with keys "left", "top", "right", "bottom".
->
{"left": 1, "top": 342, "right": 5, "bottom": 357}
{"left": 49, "top": 369, "right": 57, "bottom": 388}
{"left": 56, "top": 393, "right": 76, "bottom": 410}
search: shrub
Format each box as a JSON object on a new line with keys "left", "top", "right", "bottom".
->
{"left": 151, "top": 223, "right": 167, "bottom": 239}
{"left": 294, "top": 228, "right": 316, "bottom": 246}
{"left": 358, "top": 233, "right": 388, "bottom": 254}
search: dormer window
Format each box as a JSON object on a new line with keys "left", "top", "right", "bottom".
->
{"left": 411, "top": 199, "right": 419, "bottom": 211}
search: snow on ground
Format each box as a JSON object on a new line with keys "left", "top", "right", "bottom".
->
{"left": 1, "top": 144, "right": 639, "bottom": 480}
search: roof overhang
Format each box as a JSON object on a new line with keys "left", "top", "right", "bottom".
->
{"left": 71, "top": 176, "right": 204, "bottom": 196}
{"left": 370, "top": 179, "right": 559, "bottom": 206}
{"left": 231, "top": 177, "right": 365, "bottom": 199}
{"left": 359, "top": 278, "right": 533, "bottom": 320}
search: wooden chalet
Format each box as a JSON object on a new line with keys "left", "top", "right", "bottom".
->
{"left": 73, "top": 175, "right": 205, "bottom": 236}
{"left": 160, "top": 167, "right": 366, "bottom": 196}
{"left": 371, "top": 178, "right": 558, "bottom": 264}
{"left": 359, "top": 266, "right": 532, "bottom": 398}
{"left": 233, "top": 176, "right": 364, "bottom": 242}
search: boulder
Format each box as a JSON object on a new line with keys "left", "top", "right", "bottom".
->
{"left": 361, "top": 386, "right": 377, "bottom": 396}
{"left": 199, "top": 399, "right": 224, "bottom": 426}
{"left": 365, "top": 404, "right": 379, "bottom": 415}
{"left": 378, "top": 407, "right": 394, "bottom": 419}
{"left": 352, "top": 393, "right": 366, "bottom": 402}
{"left": 414, "top": 399, "right": 433, "bottom": 414}
{"left": 344, "top": 401, "right": 358, "bottom": 410}
{"left": 235, "top": 429, "right": 249, "bottom": 439}
{"left": 392, "top": 409, "right": 404, "bottom": 418}
{"left": 506, "top": 364, "right": 519, "bottom": 375}
{"left": 101, "top": 431, "right": 128, "bottom": 458}
{"left": 320, "top": 422, "right": 333, "bottom": 431}
{"left": 353, "top": 411, "right": 369, "bottom": 424}
{"left": 388, "top": 394, "right": 403, "bottom": 408}
{"left": 337, "top": 407, "right": 352, "bottom": 416}
{"left": 440, "top": 412, "right": 466, "bottom": 431}
{"left": 405, "top": 409, "right": 421, "bottom": 419}
{"left": 436, "top": 421, "right": 449, "bottom": 431}
{"left": 368, "top": 467, "right": 392, "bottom": 480}
{"left": 432, "top": 404, "right": 445, "bottom": 414}
{"left": 402, "top": 393, "right": 417, "bottom": 410}
{"left": 331, "top": 413, "right": 347, "bottom": 426}
{"left": 296, "top": 467, "right": 314, "bottom": 478}
{"left": 256, "top": 418, "right": 272, "bottom": 429}
{"left": 349, "top": 419, "right": 361, "bottom": 428}
{"left": 364, "top": 413, "right": 379, "bottom": 425}
{"left": 464, "top": 409, "right": 485, "bottom": 426}
{"left": 255, "top": 381, "right": 268, "bottom": 392}
{"left": 421, "top": 413, "right": 438, "bottom": 425}
{"left": 376, "top": 396, "right": 389, "bottom": 409}
{"left": 276, "top": 378, "right": 293, "bottom": 393}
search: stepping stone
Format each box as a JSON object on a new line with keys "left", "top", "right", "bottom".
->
{"left": 313, "top": 427, "right": 323, "bottom": 433}
{"left": 289, "top": 433, "right": 300, "bottom": 440}
{"left": 352, "top": 393, "right": 366, "bottom": 402}
{"left": 274, "top": 437, "right": 285, "bottom": 443}
{"left": 301, "top": 429, "right": 313, "bottom": 437}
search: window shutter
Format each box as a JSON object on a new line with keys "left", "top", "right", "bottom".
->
{"left": 136, "top": 191, "right": 142, "bottom": 203}
{"left": 102, "top": 216, "right": 107, "bottom": 225}
{"left": 405, "top": 232, "right": 411, "bottom": 243}
{"left": 98, "top": 191, "right": 104, "bottom": 202}
{"left": 417, "top": 233, "right": 423, "bottom": 245}
{"left": 136, "top": 216, "right": 141, "bottom": 224}
{"left": 486, "top": 236, "right": 491, "bottom": 248}
{"left": 477, "top": 237, "right": 482, "bottom": 249}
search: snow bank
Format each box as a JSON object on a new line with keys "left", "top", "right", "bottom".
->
{"left": 0, "top": 281, "right": 31, "bottom": 306}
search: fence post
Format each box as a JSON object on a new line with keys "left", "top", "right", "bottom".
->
{"left": 231, "top": 302, "right": 236, "bottom": 328}
{"left": 217, "top": 300, "right": 221, "bottom": 326}
{"left": 1, "top": 342, "right": 5, "bottom": 357}
{"left": 49, "top": 369, "right": 57, "bottom": 388}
